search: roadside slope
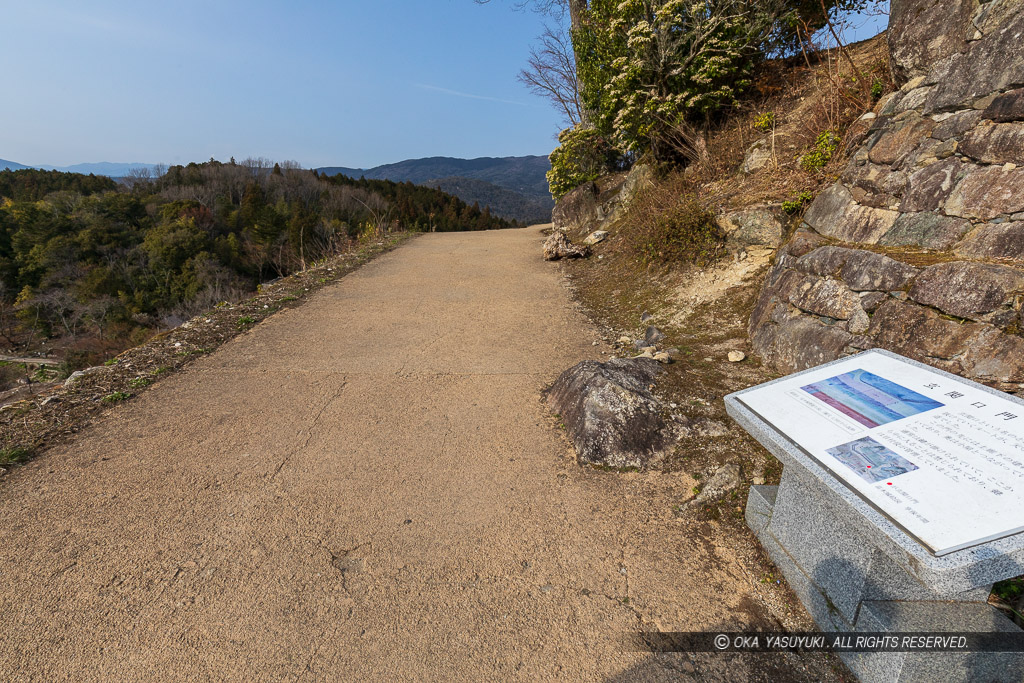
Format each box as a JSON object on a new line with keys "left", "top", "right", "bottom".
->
{"left": 0, "top": 227, "right": 835, "bottom": 681}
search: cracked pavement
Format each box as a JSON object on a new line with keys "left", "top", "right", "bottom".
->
{"left": 0, "top": 227, "right": 829, "bottom": 681}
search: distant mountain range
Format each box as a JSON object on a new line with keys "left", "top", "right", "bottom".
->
{"left": 317, "top": 156, "right": 553, "bottom": 224}
{"left": 0, "top": 158, "right": 159, "bottom": 176}
{"left": 1, "top": 154, "right": 554, "bottom": 224}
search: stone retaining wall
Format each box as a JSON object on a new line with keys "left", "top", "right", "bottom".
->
{"left": 750, "top": 0, "right": 1024, "bottom": 392}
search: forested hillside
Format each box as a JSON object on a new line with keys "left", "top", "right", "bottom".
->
{"left": 424, "top": 177, "right": 554, "bottom": 224}
{"left": 317, "top": 155, "right": 553, "bottom": 223}
{"left": 0, "top": 160, "right": 510, "bottom": 368}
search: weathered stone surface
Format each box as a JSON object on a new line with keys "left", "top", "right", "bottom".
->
{"left": 892, "top": 86, "right": 932, "bottom": 114}
{"left": 750, "top": 313, "right": 854, "bottom": 375}
{"left": 983, "top": 88, "right": 1024, "bottom": 122}
{"left": 879, "top": 212, "right": 974, "bottom": 250}
{"left": 868, "top": 115, "right": 936, "bottom": 166}
{"left": 899, "top": 158, "right": 967, "bottom": 212}
{"left": 794, "top": 245, "right": 850, "bottom": 278}
{"left": 644, "top": 325, "right": 665, "bottom": 345}
{"left": 552, "top": 182, "right": 599, "bottom": 234}
{"left": 688, "top": 462, "right": 742, "bottom": 508}
{"left": 64, "top": 366, "right": 108, "bottom": 387}
{"left": 931, "top": 109, "right": 983, "bottom": 140}
{"left": 909, "top": 261, "right": 1024, "bottom": 321}
{"left": 795, "top": 246, "right": 917, "bottom": 292}
{"left": 542, "top": 231, "right": 589, "bottom": 261}
{"left": 789, "top": 276, "right": 862, "bottom": 320}
{"left": 583, "top": 230, "right": 608, "bottom": 246}
{"left": 888, "top": 0, "right": 976, "bottom": 85}
{"left": 859, "top": 291, "right": 889, "bottom": 313}
{"left": 924, "top": 10, "right": 1024, "bottom": 113}
{"left": 785, "top": 230, "right": 830, "bottom": 258}
{"left": 870, "top": 299, "right": 1024, "bottom": 386}
{"left": 597, "top": 163, "right": 653, "bottom": 226}
{"left": 840, "top": 252, "right": 919, "bottom": 292}
{"left": 741, "top": 138, "right": 773, "bottom": 174}
{"left": 960, "top": 122, "right": 1024, "bottom": 164}
{"left": 842, "top": 161, "right": 903, "bottom": 208}
{"left": 803, "top": 183, "right": 898, "bottom": 243}
{"left": 803, "top": 183, "right": 855, "bottom": 231}
{"left": 954, "top": 221, "right": 1024, "bottom": 261}
{"left": 717, "top": 205, "right": 787, "bottom": 248}
{"left": 545, "top": 358, "right": 679, "bottom": 469}
{"left": 945, "top": 165, "right": 1024, "bottom": 220}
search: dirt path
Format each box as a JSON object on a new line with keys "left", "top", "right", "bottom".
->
{"left": 0, "top": 227, "right": 834, "bottom": 682}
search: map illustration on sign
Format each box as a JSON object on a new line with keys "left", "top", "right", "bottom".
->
{"left": 801, "top": 369, "right": 944, "bottom": 428}
{"left": 827, "top": 436, "right": 919, "bottom": 484}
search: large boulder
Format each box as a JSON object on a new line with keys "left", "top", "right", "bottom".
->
{"left": 887, "top": 0, "right": 976, "bottom": 86}
{"left": 545, "top": 358, "right": 681, "bottom": 469}
{"left": 552, "top": 182, "right": 600, "bottom": 234}
{"left": 596, "top": 163, "right": 654, "bottom": 226}
{"left": 716, "top": 205, "right": 787, "bottom": 248}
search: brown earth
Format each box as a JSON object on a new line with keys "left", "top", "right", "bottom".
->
{"left": 0, "top": 226, "right": 841, "bottom": 682}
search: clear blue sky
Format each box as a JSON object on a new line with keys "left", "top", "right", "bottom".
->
{"left": 1, "top": 1, "right": 887, "bottom": 169}
{"left": 0, "top": 1, "right": 560, "bottom": 168}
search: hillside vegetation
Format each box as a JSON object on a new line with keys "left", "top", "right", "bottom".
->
{"left": 0, "top": 160, "right": 509, "bottom": 373}
{"left": 318, "top": 155, "right": 553, "bottom": 223}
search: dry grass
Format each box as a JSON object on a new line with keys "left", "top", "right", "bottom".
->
{"left": 695, "top": 34, "right": 892, "bottom": 213}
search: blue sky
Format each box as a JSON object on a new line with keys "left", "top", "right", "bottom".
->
{"left": 1, "top": 1, "right": 559, "bottom": 168}
{"left": 1, "top": 1, "right": 887, "bottom": 169}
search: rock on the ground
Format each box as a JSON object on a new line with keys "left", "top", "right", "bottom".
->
{"left": 583, "top": 230, "right": 609, "bottom": 246}
{"left": 644, "top": 326, "right": 665, "bottom": 345}
{"left": 545, "top": 358, "right": 681, "bottom": 469}
{"left": 64, "top": 366, "right": 108, "bottom": 387}
{"left": 689, "top": 462, "right": 743, "bottom": 508}
{"left": 741, "top": 138, "right": 773, "bottom": 174}
{"left": 728, "top": 351, "right": 746, "bottom": 363}
{"left": 542, "top": 231, "right": 589, "bottom": 261}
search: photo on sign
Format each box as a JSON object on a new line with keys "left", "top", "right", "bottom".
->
{"left": 827, "top": 436, "right": 919, "bottom": 484}
{"left": 801, "top": 369, "right": 943, "bottom": 429}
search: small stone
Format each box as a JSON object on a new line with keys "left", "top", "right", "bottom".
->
{"left": 644, "top": 326, "right": 665, "bottom": 345}
{"left": 752, "top": 476, "right": 766, "bottom": 486}
{"left": 583, "top": 230, "right": 608, "bottom": 246}
{"left": 728, "top": 351, "right": 746, "bottom": 363}
{"left": 592, "top": 341, "right": 599, "bottom": 346}
{"left": 640, "top": 311, "right": 653, "bottom": 323}
{"left": 653, "top": 352, "right": 671, "bottom": 364}
{"left": 0, "top": 467, "right": 6, "bottom": 476}
{"left": 617, "top": 336, "right": 631, "bottom": 344}
{"left": 639, "top": 346, "right": 657, "bottom": 354}
{"left": 665, "top": 348, "right": 681, "bottom": 357}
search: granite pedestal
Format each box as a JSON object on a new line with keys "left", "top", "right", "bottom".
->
{"left": 726, "top": 351, "right": 1024, "bottom": 683}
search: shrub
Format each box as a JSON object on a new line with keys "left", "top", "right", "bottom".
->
{"left": 782, "top": 190, "right": 814, "bottom": 214}
{"left": 800, "top": 131, "right": 841, "bottom": 172}
{"left": 102, "top": 391, "right": 132, "bottom": 403}
{"left": 871, "top": 78, "right": 884, "bottom": 100}
{"left": 547, "top": 126, "right": 616, "bottom": 200}
{"left": 753, "top": 112, "right": 776, "bottom": 133}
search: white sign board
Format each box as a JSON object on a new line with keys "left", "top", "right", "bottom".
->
{"left": 737, "top": 351, "right": 1024, "bottom": 556}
